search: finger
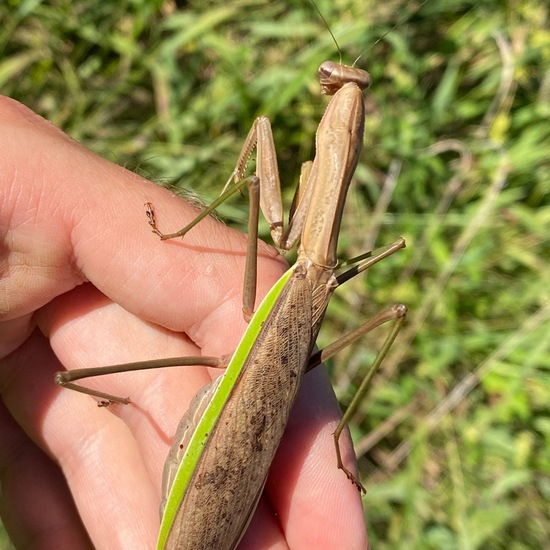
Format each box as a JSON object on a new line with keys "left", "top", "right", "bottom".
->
{"left": 238, "top": 496, "right": 289, "bottom": 550}
{"left": 1, "top": 331, "right": 159, "bottom": 549}
{"left": 266, "top": 367, "right": 368, "bottom": 550}
{"left": 0, "top": 96, "right": 286, "bottom": 354}
{"left": 36, "top": 283, "right": 216, "bottom": 493}
{"left": 234, "top": 367, "right": 367, "bottom": 550}
{"left": 0, "top": 399, "right": 93, "bottom": 550}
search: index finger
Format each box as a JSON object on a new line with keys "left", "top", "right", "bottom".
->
{"left": 0, "top": 96, "right": 286, "bottom": 357}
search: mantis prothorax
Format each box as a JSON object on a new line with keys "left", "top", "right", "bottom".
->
{"left": 56, "top": 60, "right": 406, "bottom": 550}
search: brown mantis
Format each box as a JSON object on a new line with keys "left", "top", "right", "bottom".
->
{"left": 56, "top": 59, "right": 406, "bottom": 549}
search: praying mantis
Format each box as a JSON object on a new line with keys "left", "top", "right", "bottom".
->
{"left": 56, "top": 59, "right": 406, "bottom": 549}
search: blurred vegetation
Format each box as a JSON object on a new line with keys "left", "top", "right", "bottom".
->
{"left": 1, "top": 0, "right": 549, "bottom": 548}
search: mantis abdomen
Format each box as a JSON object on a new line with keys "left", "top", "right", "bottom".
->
{"left": 163, "top": 268, "right": 325, "bottom": 549}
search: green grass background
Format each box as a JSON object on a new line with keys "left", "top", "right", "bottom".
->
{"left": 1, "top": 0, "right": 549, "bottom": 548}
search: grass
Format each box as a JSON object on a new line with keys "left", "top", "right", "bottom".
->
{"left": 1, "top": 0, "right": 549, "bottom": 548}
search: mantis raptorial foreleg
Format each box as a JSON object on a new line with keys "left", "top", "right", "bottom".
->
{"left": 56, "top": 60, "right": 407, "bottom": 550}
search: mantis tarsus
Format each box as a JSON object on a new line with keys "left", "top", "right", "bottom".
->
{"left": 56, "top": 60, "right": 407, "bottom": 549}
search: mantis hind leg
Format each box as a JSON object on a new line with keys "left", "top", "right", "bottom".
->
{"left": 55, "top": 355, "right": 228, "bottom": 406}
{"left": 308, "top": 303, "right": 407, "bottom": 493}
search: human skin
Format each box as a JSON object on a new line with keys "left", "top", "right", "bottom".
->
{"left": 0, "top": 95, "right": 367, "bottom": 549}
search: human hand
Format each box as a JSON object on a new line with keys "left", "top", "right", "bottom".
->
{"left": 0, "top": 96, "right": 367, "bottom": 549}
